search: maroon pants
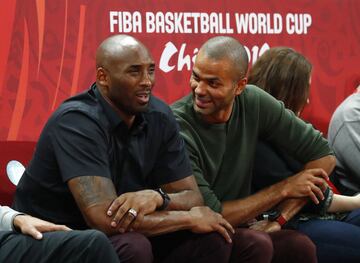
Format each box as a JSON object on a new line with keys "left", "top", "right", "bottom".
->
{"left": 230, "top": 228, "right": 317, "bottom": 263}
{"left": 110, "top": 231, "right": 230, "bottom": 263}
{"left": 109, "top": 228, "right": 316, "bottom": 263}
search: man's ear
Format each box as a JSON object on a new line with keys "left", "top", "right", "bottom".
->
{"left": 96, "top": 67, "right": 109, "bottom": 87}
{"left": 235, "top": 77, "right": 247, "bottom": 96}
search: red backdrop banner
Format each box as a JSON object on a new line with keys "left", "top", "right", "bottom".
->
{"left": 1, "top": 0, "right": 360, "bottom": 141}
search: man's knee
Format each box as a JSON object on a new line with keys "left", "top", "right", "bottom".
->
{"left": 110, "top": 232, "right": 153, "bottom": 263}
{"left": 195, "top": 232, "right": 232, "bottom": 262}
{"left": 86, "top": 230, "right": 114, "bottom": 251}
{"left": 231, "top": 228, "right": 273, "bottom": 262}
{"left": 282, "top": 231, "right": 316, "bottom": 259}
{"left": 270, "top": 230, "right": 317, "bottom": 263}
{"left": 82, "top": 230, "right": 119, "bottom": 262}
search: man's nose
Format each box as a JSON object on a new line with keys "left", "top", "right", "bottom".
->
{"left": 194, "top": 81, "right": 207, "bottom": 95}
{"left": 140, "top": 71, "right": 153, "bottom": 87}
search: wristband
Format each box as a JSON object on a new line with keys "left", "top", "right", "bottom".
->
{"left": 154, "top": 188, "right": 171, "bottom": 210}
{"left": 266, "top": 210, "right": 287, "bottom": 227}
{"left": 275, "top": 214, "right": 287, "bottom": 226}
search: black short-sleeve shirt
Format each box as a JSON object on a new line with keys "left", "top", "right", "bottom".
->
{"left": 13, "top": 83, "right": 192, "bottom": 229}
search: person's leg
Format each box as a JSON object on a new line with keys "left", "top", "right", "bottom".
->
{"left": 0, "top": 229, "right": 119, "bottom": 263}
{"left": 109, "top": 232, "right": 153, "bottom": 263}
{"left": 297, "top": 219, "right": 360, "bottom": 263}
{"left": 80, "top": 230, "right": 120, "bottom": 263}
{"left": 343, "top": 208, "right": 360, "bottom": 226}
{"left": 229, "top": 228, "right": 273, "bottom": 263}
{"left": 269, "top": 229, "right": 316, "bottom": 263}
{"left": 150, "top": 231, "right": 232, "bottom": 263}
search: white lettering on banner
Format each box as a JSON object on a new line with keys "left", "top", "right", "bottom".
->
{"left": 109, "top": 11, "right": 312, "bottom": 35}
{"left": 235, "top": 13, "right": 282, "bottom": 34}
{"left": 146, "top": 12, "right": 233, "bottom": 33}
{"left": 200, "top": 13, "right": 209, "bottom": 33}
{"left": 286, "top": 13, "right": 312, "bottom": 34}
{"left": 159, "top": 42, "right": 269, "bottom": 73}
{"left": 243, "top": 43, "right": 270, "bottom": 64}
{"left": 109, "top": 11, "right": 142, "bottom": 33}
{"left": 159, "top": 42, "right": 199, "bottom": 72}
{"left": 159, "top": 42, "right": 177, "bottom": 73}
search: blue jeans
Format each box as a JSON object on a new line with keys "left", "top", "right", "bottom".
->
{"left": 297, "top": 208, "right": 360, "bottom": 263}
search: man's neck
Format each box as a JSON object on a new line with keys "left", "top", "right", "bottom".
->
{"left": 98, "top": 88, "right": 135, "bottom": 128}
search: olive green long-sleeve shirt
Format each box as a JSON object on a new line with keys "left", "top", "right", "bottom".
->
{"left": 171, "top": 85, "right": 333, "bottom": 213}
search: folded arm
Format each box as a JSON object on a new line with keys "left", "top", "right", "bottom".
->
{"left": 221, "top": 156, "right": 334, "bottom": 227}
{"left": 106, "top": 175, "right": 203, "bottom": 230}
{"left": 277, "top": 155, "right": 336, "bottom": 222}
{"left": 68, "top": 175, "right": 233, "bottom": 241}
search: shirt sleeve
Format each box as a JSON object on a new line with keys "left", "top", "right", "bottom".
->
{"left": 180, "top": 131, "right": 223, "bottom": 213}
{"left": 256, "top": 88, "right": 333, "bottom": 162}
{"left": 150, "top": 111, "right": 193, "bottom": 186}
{"left": 0, "top": 205, "right": 23, "bottom": 231}
{"left": 50, "top": 111, "right": 112, "bottom": 182}
{"left": 332, "top": 121, "right": 360, "bottom": 185}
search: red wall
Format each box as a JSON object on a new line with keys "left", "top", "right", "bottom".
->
{"left": 1, "top": 0, "right": 360, "bottom": 142}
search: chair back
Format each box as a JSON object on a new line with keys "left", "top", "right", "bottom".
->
{"left": 0, "top": 141, "right": 36, "bottom": 206}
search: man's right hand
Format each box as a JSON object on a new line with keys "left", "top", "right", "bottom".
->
{"left": 188, "top": 206, "right": 234, "bottom": 243}
{"left": 281, "top": 168, "right": 329, "bottom": 204}
{"left": 107, "top": 190, "right": 163, "bottom": 232}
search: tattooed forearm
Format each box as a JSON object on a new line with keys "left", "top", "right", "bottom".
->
{"left": 69, "top": 176, "right": 117, "bottom": 209}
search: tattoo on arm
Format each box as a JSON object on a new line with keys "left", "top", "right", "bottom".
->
{"left": 70, "top": 176, "right": 117, "bottom": 210}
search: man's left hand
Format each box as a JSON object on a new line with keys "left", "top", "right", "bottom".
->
{"left": 13, "top": 215, "right": 71, "bottom": 240}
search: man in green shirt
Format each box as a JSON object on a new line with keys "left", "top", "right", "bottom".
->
{"left": 172, "top": 36, "right": 335, "bottom": 263}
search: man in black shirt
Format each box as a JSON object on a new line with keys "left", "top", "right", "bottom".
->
{"left": 13, "top": 35, "right": 242, "bottom": 263}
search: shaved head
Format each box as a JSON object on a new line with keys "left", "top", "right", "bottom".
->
{"left": 96, "top": 35, "right": 151, "bottom": 70}
{"left": 199, "top": 36, "right": 249, "bottom": 81}
{"left": 94, "top": 35, "right": 155, "bottom": 125}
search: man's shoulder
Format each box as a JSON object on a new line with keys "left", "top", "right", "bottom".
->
{"left": 50, "top": 88, "right": 106, "bottom": 127}
{"left": 170, "top": 94, "right": 193, "bottom": 117}
{"left": 148, "top": 95, "right": 170, "bottom": 111}
{"left": 59, "top": 89, "right": 97, "bottom": 113}
{"left": 147, "top": 95, "right": 174, "bottom": 118}
{"left": 344, "top": 94, "right": 360, "bottom": 120}
{"left": 145, "top": 95, "right": 182, "bottom": 128}
{"left": 335, "top": 93, "right": 360, "bottom": 121}
{"left": 235, "top": 84, "right": 276, "bottom": 111}
{"left": 241, "top": 84, "right": 269, "bottom": 99}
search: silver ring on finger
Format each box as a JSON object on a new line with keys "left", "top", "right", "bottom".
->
{"left": 128, "top": 208, "right": 138, "bottom": 218}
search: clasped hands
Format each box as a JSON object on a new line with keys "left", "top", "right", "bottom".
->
{"left": 249, "top": 168, "right": 331, "bottom": 233}
{"left": 106, "top": 189, "right": 234, "bottom": 243}
{"left": 106, "top": 189, "right": 163, "bottom": 233}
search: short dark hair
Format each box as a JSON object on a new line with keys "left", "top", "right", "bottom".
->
{"left": 248, "top": 47, "right": 312, "bottom": 113}
{"left": 201, "top": 36, "right": 249, "bottom": 81}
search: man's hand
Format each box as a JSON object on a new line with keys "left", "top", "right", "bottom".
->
{"left": 189, "top": 206, "right": 234, "bottom": 243}
{"left": 282, "top": 168, "right": 329, "bottom": 204}
{"left": 107, "top": 190, "right": 163, "bottom": 232}
{"left": 13, "top": 215, "right": 71, "bottom": 240}
{"left": 249, "top": 220, "right": 281, "bottom": 233}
